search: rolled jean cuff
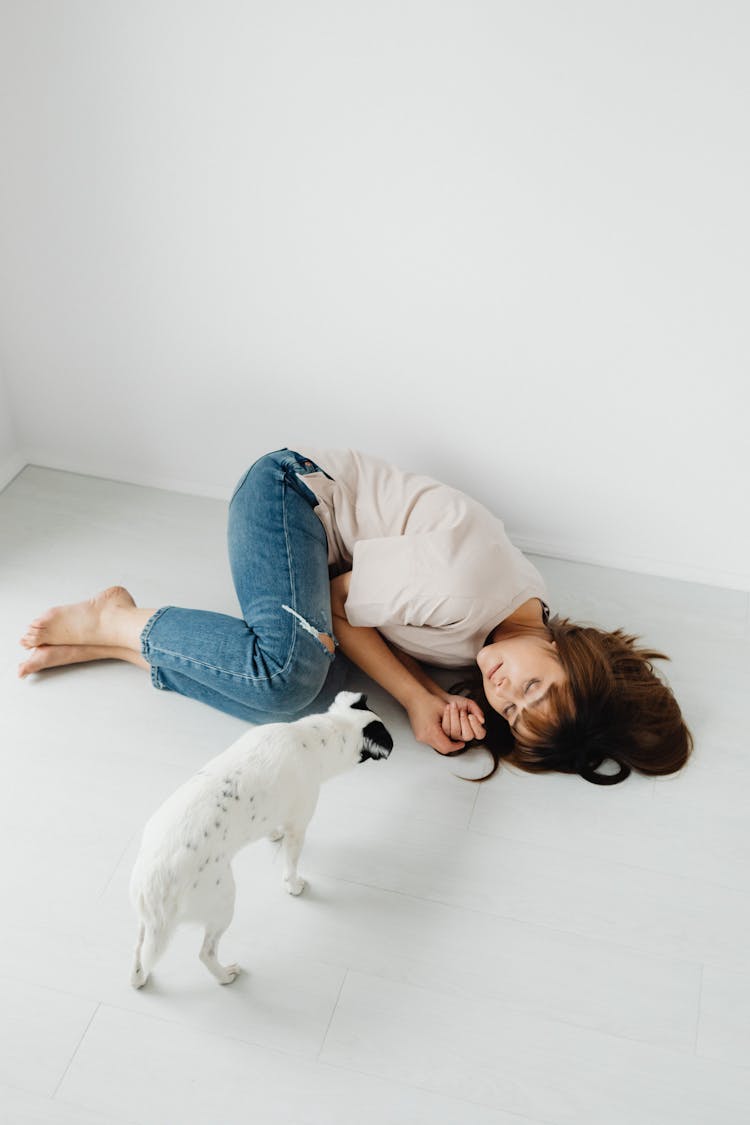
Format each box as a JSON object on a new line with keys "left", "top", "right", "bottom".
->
{"left": 140, "top": 606, "right": 173, "bottom": 690}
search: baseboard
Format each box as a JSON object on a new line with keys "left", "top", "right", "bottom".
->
{"left": 0, "top": 450, "right": 28, "bottom": 493}
{"left": 21, "top": 450, "right": 230, "bottom": 501}
{"left": 17, "top": 452, "right": 750, "bottom": 594}
{"left": 514, "top": 536, "right": 750, "bottom": 596}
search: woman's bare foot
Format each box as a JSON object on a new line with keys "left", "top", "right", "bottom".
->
{"left": 19, "top": 586, "right": 152, "bottom": 651}
{"left": 18, "top": 644, "right": 149, "bottom": 678}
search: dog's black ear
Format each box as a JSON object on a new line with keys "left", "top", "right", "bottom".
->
{"left": 350, "top": 693, "right": 369, "bottom": 711}
{"left": 359, "top": 719, "right": 393, "bottom": 761}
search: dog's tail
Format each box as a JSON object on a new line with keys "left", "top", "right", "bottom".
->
{"left": 130, "top": 861, "right": 179, "bottom": 988}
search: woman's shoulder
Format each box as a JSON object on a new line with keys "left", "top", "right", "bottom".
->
{"left": 301, "top": 446, "right": 403, "bottom": 479}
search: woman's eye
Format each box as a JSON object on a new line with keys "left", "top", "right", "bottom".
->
{"left": 524, "top": 679, "right": 539, "bottom": 694}
{"left": 503, "top": 703, "right": 516, "bottom": 717}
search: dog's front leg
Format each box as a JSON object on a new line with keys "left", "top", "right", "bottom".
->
{"left": 280, "top": 826, "right": 307, "bottom": 895}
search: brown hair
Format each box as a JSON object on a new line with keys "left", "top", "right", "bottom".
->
{"left": 455, "top": 615, "right": 694, "bottom": 785}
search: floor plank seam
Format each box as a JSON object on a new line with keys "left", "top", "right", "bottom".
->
{"left": 51, "top": 1002, "right": 101, "bottom": 1099}
{"left": 317, "top": 970, "right": 349, "bottom": 1060}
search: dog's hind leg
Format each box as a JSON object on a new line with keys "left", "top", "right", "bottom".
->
{"left": 280, "top": 825, "right": 308, "bottom": 896}
{"left": 198, "top": 869, "right": 240, "bottom": 985}
{"left": 199, "top": 929, "right": 241, "bottom": 985}
{"left": 130, "top": 921, "right": 147, "bottom": 989}
{"left": 131, "top": 917, "right": 174, "bottom": 989}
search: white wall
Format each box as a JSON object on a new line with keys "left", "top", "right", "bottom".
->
{"left": 0, "top": 364, "right": 23, "bottom": 489}
{"left": 0, "top": 1, "right": 747, "bottom": 588}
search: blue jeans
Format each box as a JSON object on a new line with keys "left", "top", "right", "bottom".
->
{"left": 139, "top": 449, "right": 341, "bottom": 722}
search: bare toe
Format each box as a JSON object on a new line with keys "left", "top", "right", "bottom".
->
{"left": 19, "top": 646, "right": 56, "bottom": 676}
{"left": 20, "top": 622, "right": 48, "bottom": 648}
{"left": 19, "top": 645, "right": 83, "bottom": 677}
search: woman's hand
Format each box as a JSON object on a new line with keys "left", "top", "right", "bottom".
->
{"left": 440, "top": 695, "right": 486, "bottom": 747}
{"left": 407, "top": 691, "right": 485, "bottom": 755}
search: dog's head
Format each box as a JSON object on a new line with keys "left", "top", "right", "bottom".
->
{"left": 329, "top": 691, "right": 394, "bottom": 763}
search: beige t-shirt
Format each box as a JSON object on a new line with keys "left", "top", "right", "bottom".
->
{"left": 299, "top": 447, "right": 549, "bottom": 669}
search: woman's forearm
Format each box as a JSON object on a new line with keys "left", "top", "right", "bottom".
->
{"left": 329, "top": 572, "right": 481, "bottom": 754}
{"left": 329, "top": 571, "right": 443, "bottom": 710}
{"left": 386, "top": 646, "right": 450, "bottom": 702}
{"left": 331, "top": 609, "right": 430, "bottom": 710}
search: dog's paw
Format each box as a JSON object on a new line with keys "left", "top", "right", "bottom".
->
{"left": 283, "top": 875, "right": 306, "bottom": 896}
{"left": 268, "top": 828, "right": 284, "bottom": 842}
{"left": 130, "top": 965, "right": 149, "bottom": 990}
{"left": 219, "top": 963, "right": 242, "bottom": 985}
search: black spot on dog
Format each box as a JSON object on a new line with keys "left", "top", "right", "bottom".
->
{"left": 350, "top": 693, "right": 369, "bottom": 711}
{"left": 359, "top": 719, "right": 394, "bottom": 761}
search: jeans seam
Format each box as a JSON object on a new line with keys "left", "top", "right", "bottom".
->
{"left": 141, "top": 645, "right": 291, "bottom": 683}
{"left": 280, "top": 472, "right": 298, "bottom": 679}
{"left": 142, "top": 606, "right": 293, "bottom": 684}
{"left": 140, "top": 606, "right": 170, "bottom": 656}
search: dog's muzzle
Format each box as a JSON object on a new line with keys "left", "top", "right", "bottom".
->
{"left": 360, "top": 719, "right": 393, "bottom": 762}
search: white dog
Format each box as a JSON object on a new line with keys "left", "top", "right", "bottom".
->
{"left": 129, "top": 691, "right": 393, "bottom": 988}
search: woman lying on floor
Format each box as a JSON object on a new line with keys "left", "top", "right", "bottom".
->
{"left": 18, "top": 447, "right": 692, "bottom": 785}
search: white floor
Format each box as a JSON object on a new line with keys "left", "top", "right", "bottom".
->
{"left": 1, "top": 465, "right": 749, "bottom": 1125}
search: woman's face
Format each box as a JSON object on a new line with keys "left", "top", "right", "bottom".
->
{"left": 476, "top": 632, "right": 567, "bottom": 737}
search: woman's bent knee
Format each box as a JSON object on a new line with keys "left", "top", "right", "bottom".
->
{"left": 243, "top": 648, "right": 334, "bottom": 716}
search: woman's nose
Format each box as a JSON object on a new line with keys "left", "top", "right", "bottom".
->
{"left": 499, "top": 676, "right": 521, "bottom": 700}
